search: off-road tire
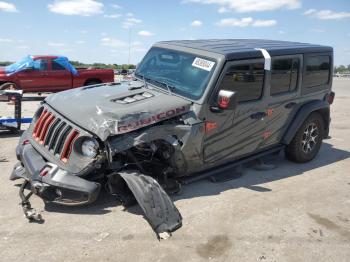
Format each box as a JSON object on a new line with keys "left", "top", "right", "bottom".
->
{"left": 285, "top": 112, "right": 324, "bottom": 163}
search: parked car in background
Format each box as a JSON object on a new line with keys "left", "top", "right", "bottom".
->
{"left": 0, "top": 55, "right": 114, "bottom": 92}
{"left": 120, "top": 69, "right": 128, "bottom": 75}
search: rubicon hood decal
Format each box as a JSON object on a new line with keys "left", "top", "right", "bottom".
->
{"left": 45, "top": 82, "right": 192, "bottom": 140}
{"left": 118, "top": 106, "right": 187, "bottom": 133}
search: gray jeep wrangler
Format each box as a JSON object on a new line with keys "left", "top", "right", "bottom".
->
{"left": 10, "top": 39, "right": 335, "bottom": 238}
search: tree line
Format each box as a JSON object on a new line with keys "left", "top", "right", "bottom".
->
{"left": 334, "top": 65, "right": 350, "bottom": 74}
{"left": 0, "top": 60, "right": 136, "bottom": 69}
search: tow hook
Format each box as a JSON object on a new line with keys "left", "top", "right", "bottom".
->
{"left": 19, "top": 181, "right": 44, "bottom": 223}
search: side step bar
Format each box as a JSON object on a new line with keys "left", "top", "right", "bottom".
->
{"left": 180, "top": 146, "right": 284, "bottom": 185}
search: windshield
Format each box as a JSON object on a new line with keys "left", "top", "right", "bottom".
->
{"left": 5, "top": 56, "right": 33, "bottom": 74}
{"left": 135, "top": 47, "right": 216, "bottom": 100}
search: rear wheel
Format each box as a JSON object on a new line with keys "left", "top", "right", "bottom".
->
{"left": 285, "top": 112, "right": 324, "bottom": 163}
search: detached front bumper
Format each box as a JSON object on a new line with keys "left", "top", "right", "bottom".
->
{"left": 10, "top": 139, "right": 101, "bottom": 206}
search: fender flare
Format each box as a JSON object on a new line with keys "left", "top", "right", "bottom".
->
{"left": 83, "top": 78, "right": 102, "bottom": 86}
{"left": 282, "top": 100, "right": 330, "bottom": 145}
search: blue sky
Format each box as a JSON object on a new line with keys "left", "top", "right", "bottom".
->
{"left": 0, "top": 0, "right": 349, "bottom": 65}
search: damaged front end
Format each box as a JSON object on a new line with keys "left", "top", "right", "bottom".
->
{"left": 10, "top": 84, "right": 204, "bottom": 238}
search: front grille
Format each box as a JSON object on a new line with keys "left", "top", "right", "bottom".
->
{"left": 32, "top": 107, "right": 79, "bottom": 163}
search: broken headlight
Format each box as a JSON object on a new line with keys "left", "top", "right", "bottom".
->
{"left": 81, "top": 138, "right": 99, "bottom": 158}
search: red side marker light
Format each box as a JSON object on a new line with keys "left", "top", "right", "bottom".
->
{"left": 39, "top": 169, "right": 48, "bottom": 177}
{"left": 267, "top": 108, "right": 273, "bottom": 117}
{"left": 218, "top": 96, "right": 230, "bottom": 109}
{"left": 263, "top": 131, "right": 272, "bottom": 140}
{"left": 205, "top": 121, "right": 218, "bottom": 133}
{"left": 326, "top": 92, "right": 335, "bottom": 105}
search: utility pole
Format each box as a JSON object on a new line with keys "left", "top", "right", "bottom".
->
{"left": 128, "top": 28, "right": 131, "bottom": 68}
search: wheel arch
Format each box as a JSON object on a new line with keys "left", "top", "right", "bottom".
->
{"left": 83, "top": 78, "right": 102, "bottom": 86}
{"left": 0, "top": 82, "right": 19, "bottom": 90}
{"left": 282, "top": 100, "right": 330, "bottom": 145}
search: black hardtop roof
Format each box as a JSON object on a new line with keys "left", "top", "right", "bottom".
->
{"left": 157, "top": 39, "right": 333, "bottom": 60}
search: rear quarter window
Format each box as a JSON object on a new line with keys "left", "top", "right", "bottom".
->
{"left": 270, "top": 58, "right": 299, "bottom": 95}
{"left": 302, "top": 54, "right": 331, "bottom": 94}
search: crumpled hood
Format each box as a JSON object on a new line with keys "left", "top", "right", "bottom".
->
{"left": 45, "top": 81, "right": 192, "bottom": 141}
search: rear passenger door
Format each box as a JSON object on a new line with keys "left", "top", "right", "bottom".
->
{"left": 262, "top": 55, "right": 302, "bottom": 147}
{"left": 203, "top": 59, "right": 268, "bottom": 163}
{"left": 46, "top": 59, "right": 72, "bottom": 91}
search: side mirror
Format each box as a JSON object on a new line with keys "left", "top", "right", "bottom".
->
{"left": 211, "top": 90, "right": 238, "bottom": 112}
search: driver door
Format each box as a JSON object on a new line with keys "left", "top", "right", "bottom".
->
{"left": 203, "top": 59, "right": 268, "bottom": 164}
{"left": 17, "top": 58, "right": 50, "bottom": 91}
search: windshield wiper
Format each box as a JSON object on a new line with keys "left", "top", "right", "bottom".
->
{"left": 134, "top": 73, "right": 175, "bottom": 96}
{"left": 149, "top": 78, "right": 175, "bottom": 96}
{"left": 133, "top": 73, "right": 150, "bottom": 90}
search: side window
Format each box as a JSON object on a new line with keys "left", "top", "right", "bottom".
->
{"left": 33, "top": 59, "right": 48, "bottom": 71}
{"left": 303, "top": 55, "right": 330, "bottom": 88}
{"left": 270, "top": 58, "right": 299, "bottom": 95}
{"left": 219, "top": 62, "right": 264, "bottom": 103}
{"left": 52, "top": 60, "right": 66, "bottom": 70}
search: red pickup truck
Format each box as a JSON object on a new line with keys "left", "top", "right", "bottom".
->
{"left": 0, "top": 55, "right": 114, "bottom": 92}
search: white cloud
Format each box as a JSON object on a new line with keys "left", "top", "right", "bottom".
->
{"left": 218, "top": 7, "right": 229, "bottom": 13}
{"left": 111, "top": 4, "right": 121, "bottom": 9}
{"left": 278, "top": 30, "right": 285, "bottom": 34}
{"left": 101, "top": 37, "right": 127, "bottom": 48}
{"left": 104, "top": 13, "right": 121, "bottom": 19}
{"left": 312, "top": 28, "right": 325, "bottom": 33}
{"left": 303, "top": 9, "right": 316, "bottom": 15}
{"left": 183, "top": 0, "right": 301, "bottom": 13}
{"left": 48, "top": 0, "right": 103, "bottom": 16}
{"left": 216, "top": 17, "right": 253, "bottom": 27}
{"left": 132, "top": 41, "right": 142, "bottom": 46}
{"left": 304, "top": 9, "right": 350, "bottom": 20}
{"left": 0, "top": 1, "right": 18, "bottom": 12}
{"left": 252, "top": 19, "right": 277, "bottom": 27}
{"left": 122, "top": 16, "right": 142, "bottom": 29}
{"left": 48, "top": 42, "right": 66, "bottom": 47}
{"left": 138, "top": 30, "right": 154, "bottom": 37}
{"left": 76, "top": 40, "right": 85, "bottom": 44}
{"left": 133, "top": 47, "right": 148, "bottom": 53}
{"left": 80, "top": 30, "right": 88, "bottom": 34}
{"left": 17, "top": 45, "right": 29, "bottom": 49}
{"left": 216, "top": 17, "right": 276, "bottom": 27}
{"left": 190, "top": 20, "right": 202, "bottom": 27}
{"left": 0, "top": 38, "right": 13, "bottom": 42}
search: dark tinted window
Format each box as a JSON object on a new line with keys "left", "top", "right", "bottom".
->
{"left": 219, "top": 62, "right": 264, "bottom": 102}
{"left": 52, "top": 61, "right": 66, "bottom": 70}
{"left": 271, "top": 58, "right": 299, "bottom": 95}
{"left": 304, "top": 56, "right": 330, "bottom": 87}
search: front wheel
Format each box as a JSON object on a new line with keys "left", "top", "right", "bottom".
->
{"left": 0, "top": 82, "right": 17, "bottom": 90}
{"left": 285, "top": 112, "right": 324, "bottom": 163}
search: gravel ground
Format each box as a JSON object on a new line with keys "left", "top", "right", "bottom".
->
{"left": 0, "top": 79, "right": 349, "bottom": 262}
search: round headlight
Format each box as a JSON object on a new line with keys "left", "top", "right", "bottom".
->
{"left": 81, "top": 139, "right": 98, "bottom": 158}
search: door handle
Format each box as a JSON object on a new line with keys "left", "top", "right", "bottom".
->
{"left": 250, "top": 112, "right": 267, "bottom": 120}
{"left": 285, "top": 102, "right": 297, "bottom": 109}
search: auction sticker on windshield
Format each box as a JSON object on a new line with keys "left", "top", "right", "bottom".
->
{"left": 192, "top": 57, "right": 215, "bottom": 71}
